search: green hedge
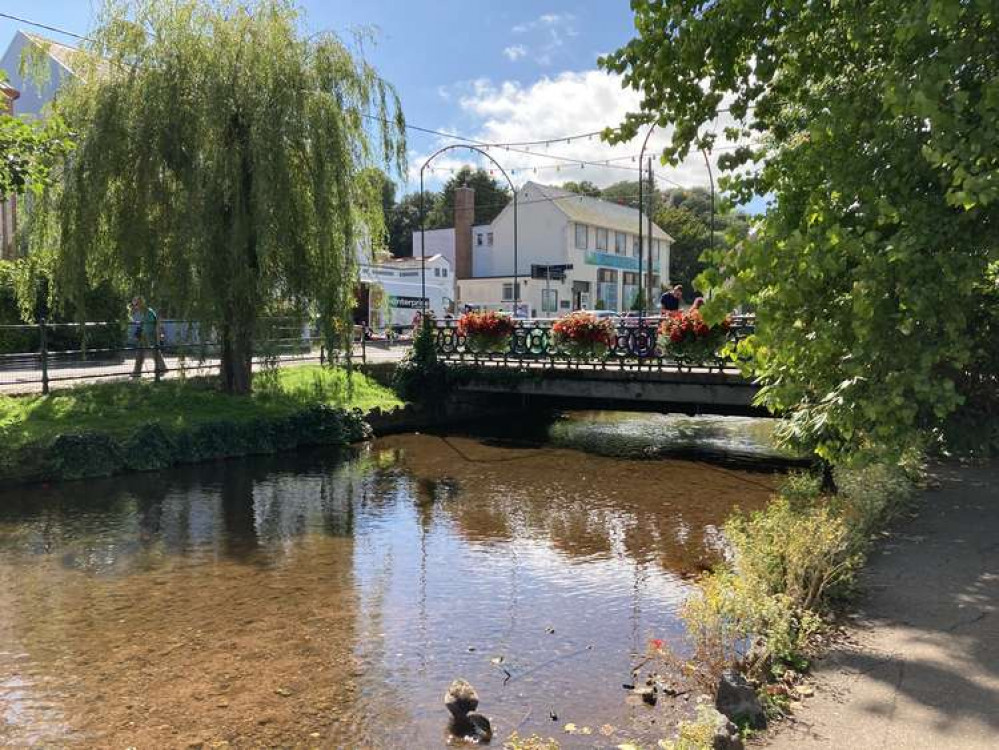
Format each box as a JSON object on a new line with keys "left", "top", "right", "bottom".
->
{"left": 1, "top": 404, "right": 371, "bottom": 484}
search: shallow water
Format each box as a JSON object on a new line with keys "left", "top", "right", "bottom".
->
{"left": 0, "top": 414, "right": 779, "bottom": 748}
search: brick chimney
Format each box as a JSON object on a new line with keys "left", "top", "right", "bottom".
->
{"left": 454, "top": 185, "right": 475, "bottom": 279}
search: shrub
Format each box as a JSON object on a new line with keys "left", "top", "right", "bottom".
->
{"left": 393, "top": 317, "right": 450, "bottom": 405}
{"left": 45, "top": 432, "right": 124, "bottom": 480}
{"left": 122, "top": 422, "right": 177, "bottom": 471}
{"left": 670, "top": 461, "right": 915, "bottom": 697}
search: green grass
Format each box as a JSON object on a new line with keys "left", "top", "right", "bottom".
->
{"left": 0, "top": 365, "right": 401, "bottom": 449}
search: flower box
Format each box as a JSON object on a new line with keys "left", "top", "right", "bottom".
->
{"left": 552, "top": 311, "right": 617, "bottom": 359}
{"left": 457, "top": 310, "right": 515, "bottom": 354}
{"left": 658, "top": 311, "right": 731, "bottom": 363}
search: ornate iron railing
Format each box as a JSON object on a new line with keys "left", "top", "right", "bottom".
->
{"left": 433, "top": 315, "right": 755, "bottom": 372}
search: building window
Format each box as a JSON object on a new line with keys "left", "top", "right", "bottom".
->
{"left": 502, "top": 282, "right": 520, "bottom": 301}
{"left": 434, "top": 268, "right": 441, "bottom": 277}
{"left": 614, "top": 231, "right": 627, "bottom": 255}
{"left": 574, "top": 223, "right": 588, "bottom": 250}
{"left": 442, "top": 268, "right": 448, "bottom": 277}
{"left": 632, "top": 235, "right": 640, "bottom": 257}
{"left": 595, "top": 228, "right": 608, "bottom": 251}
{"left": 542, "top": 289, "right": 558, "bottom": 314}
{"left": 622, "top": 272, "right": 639, "bottom": 310}
{"left": 399, "top": 270, "right": 419, "bottom": 277}
{"left": 476, "top": 233, "right": 483, "bottom": 246}
{"left": 597, "top": 268, "right": 619, "bottom": 310}
{"left": 487, "top": 232, "right": 494, "bottom": 246}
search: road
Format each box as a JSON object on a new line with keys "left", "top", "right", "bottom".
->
{"left": 767, "top": 462, "right": 999, "bottom": 750}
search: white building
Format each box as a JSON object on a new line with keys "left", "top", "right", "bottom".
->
{"left": 0, "top": 31, "right": 81, "bottom": 118}
{"left": 413, "top": 182, "right": 672, "bottom": 317}
{"left": 357, "top": 254, "right": 454, "bottom": 330}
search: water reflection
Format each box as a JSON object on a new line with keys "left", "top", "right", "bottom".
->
{"left": 0, "top": 416, "right": 778, "bottom": 748}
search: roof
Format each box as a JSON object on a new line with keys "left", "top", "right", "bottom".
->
{"left": 22, "top": 31, "right": 111, "bottom": 80}
{"left": 523, "top": 182, "right": 674, "bottom": 243}
{"left": 0, "top": 83, "right": 18, "bottom": 100}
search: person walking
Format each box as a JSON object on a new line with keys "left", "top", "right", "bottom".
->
{"left": 130, "top": 296, "right": 167, "bottom": 379}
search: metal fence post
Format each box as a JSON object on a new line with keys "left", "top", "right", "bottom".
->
{"left": 39, "top": 317, "right": 49, "bottom": 395}
{"left": 154, "top": 336, "right": 162, "bottom": 382}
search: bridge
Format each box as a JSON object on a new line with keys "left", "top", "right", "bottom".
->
{"left": 432, "top": 316, "right": 766, "bottom": 417}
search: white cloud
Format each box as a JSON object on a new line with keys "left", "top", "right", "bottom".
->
{"left": 513, "top": 12, "right": 575, "bottom": 33}
{"left": 407, "top": 70, "right": 750, "bottom": 192}
{"left": 509, "top": 12, "right": 577, "bottom": 65}
{"left": 502, "top": 45, "right": 527, "bottom": 62}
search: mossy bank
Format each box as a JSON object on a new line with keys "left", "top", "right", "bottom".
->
{"left": 0, "top": 365, "right": 402, "bottom": 485}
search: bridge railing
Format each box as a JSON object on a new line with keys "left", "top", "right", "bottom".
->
{"left": 432, "top": 314, "right": 755, "bottom": 372}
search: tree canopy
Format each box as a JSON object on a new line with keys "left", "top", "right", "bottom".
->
{"left": 602, "top": 0, "right": 999, "bottom": 460}
{"left": 36, "top": 0, "right": 405, "bottom": 393}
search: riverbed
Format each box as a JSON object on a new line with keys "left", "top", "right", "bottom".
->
{"left": 0, "top": 413, "right": 781, "bottom": 748}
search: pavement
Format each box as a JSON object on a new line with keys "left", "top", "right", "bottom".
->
{"left": 766, "top": 462, "right": 999, "bottom": 750}
{"left": 0, "top": 342, "right": 410, "bottom": 394}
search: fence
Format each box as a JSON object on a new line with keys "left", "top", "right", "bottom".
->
{"left": 432, "top": 314, "right": 756, "bottom": 372}
{"left": 0, "top": 318, "right": 384, "bottom": 395}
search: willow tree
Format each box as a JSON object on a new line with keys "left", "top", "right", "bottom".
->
{"left": 41, "top": 0, "right": 405, "bottom": 393}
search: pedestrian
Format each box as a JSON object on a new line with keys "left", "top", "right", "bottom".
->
{"left": 130, "top": 296, "right": 167, "bottom": 378}
{"left": 660, "top": 284, "right": 683, "bottom": 314}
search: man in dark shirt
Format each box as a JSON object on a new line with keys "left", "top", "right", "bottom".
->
{"left": 660, "top": 284, "right": 683, "bottom": 314}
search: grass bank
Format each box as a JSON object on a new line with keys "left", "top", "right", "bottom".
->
{"left": 0, "top": 365, "right": 402, "bottom": 484}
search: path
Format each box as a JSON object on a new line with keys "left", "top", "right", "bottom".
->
{"left": 767, "top": 462, "right": 999, "bottom": 750}
{"left": 0, "top": 342, "right": 409, "bottom": 394}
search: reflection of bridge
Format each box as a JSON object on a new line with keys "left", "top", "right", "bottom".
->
{"left": 433, "top": 316, "right": 766, "bottom": 417}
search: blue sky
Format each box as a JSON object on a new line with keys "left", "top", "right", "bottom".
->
{"left": 1, "top": 2, "right": 756, "bottom": 204}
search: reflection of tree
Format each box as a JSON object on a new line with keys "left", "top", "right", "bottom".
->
{"left": 378, "top": 433, "right": 774, "bottom": 577}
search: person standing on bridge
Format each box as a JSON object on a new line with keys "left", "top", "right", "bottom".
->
{"left": 130, "top": 296, "right": 167, "bottom": 379}
{"left": 660, "top": 284, "right": 683, "bottom": 315}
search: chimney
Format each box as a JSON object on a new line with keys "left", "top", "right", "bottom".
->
{"left": 454, "top": 185, "right": 475, "bottom": 279}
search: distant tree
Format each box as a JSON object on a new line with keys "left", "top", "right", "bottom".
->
{"left": 36, "top": 0, "right": 405, "bottom": 394}
{"left": 387, "top": 192, "right": 432, "bottom": 257}
{"left": 560, "top": 180, "right": 602, "bottom": 197}
{"left": 656, "top": 204, "right": 710, "bottom": 291}
{"left": 427, "top": 166, "right": 510, "bottom": 228}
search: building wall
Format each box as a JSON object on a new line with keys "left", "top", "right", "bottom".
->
{"left": 412, "top": 228, "right": 455, "bottom": 268}
{"left": 475, "top": 186, "right": 569, "bottom": 277}
{"left": 0, "top": 32, "right": 69, "bottom": 119}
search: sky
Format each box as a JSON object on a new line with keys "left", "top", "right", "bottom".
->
{"left": 0, "top": 1, "right": 761, "bottom": 208}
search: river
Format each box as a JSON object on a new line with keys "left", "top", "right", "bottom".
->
{"left": 0, "top": 413, "right": 784, "bottom": 748}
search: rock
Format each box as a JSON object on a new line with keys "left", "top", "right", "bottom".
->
{"left": 715, "top": 670, "right": 767, "bottom": 730}
{"left": 634, "top": 686, "right": 657, "bottom": 706}
{"left": 449, "top": 712, "right": 492, "bottom": 743}
{"left": 444, "top": 679, "right": 479, "bottom": 718}
{"left": 702, "top": 704, "right": 744, "bottom": 750}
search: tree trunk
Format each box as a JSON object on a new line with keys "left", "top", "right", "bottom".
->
{"left": 220, "top": 320, "right": 253, "bottom": 394}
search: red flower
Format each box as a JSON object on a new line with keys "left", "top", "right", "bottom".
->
{"left": 670, "top": 328, "right": 684, "bottom": 342}
{"left": 650, "top": 638, "right": 664, "bottom": 651}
